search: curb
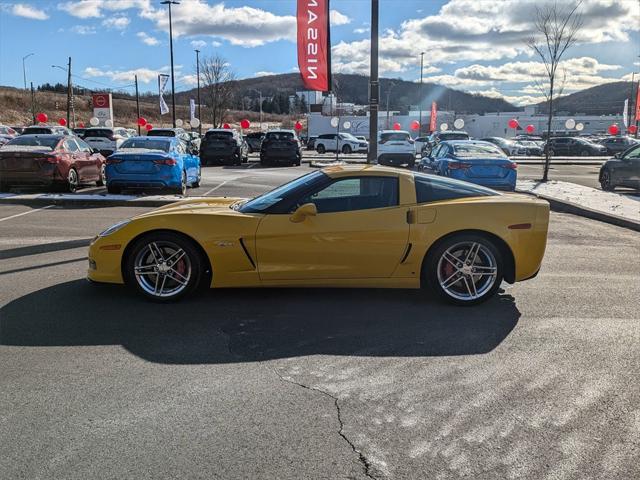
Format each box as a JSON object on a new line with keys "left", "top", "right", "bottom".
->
{"left": 516, "top": 189, "right": 640, "bottom": 232}
{"left": 0, "top": 195, "right": 189, "bottom": 208}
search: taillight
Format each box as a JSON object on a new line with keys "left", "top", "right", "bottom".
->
{"left": 106, "top": 158, "right": 123, "bottom": 165}
{"left": 153, "top": 158, "right": 178, "bottom": 166}
{"left": 408, "top": 139, "right": 415, "bottom": 144}
{"left": 502, "top": 162, "right": 518, "bottom": 169}
{"left": 448, "top": 162, "right": 471, "bottom": 170}
{"left": 44, "top": 155, "right": 61, "bottom": 164}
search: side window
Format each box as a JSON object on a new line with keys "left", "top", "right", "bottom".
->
{"left": 623, "top": 146, "right": 640, "bottom": 159}
{"left": 176, "top": 142, "right": 185, "bottom": 154}
{"left": 298, "top": 176, "right": 399, "bottom": 213}
{"left": 415, "top": 174, "right": 496, "bottom": 204}
{"left": 64, "top": 140, "right": 79, "bottom": 152}
{"left": 76, "top": 138, "right": 92, "bottom": 152}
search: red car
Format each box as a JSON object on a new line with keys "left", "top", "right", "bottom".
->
{"left": 0, "top": 134, "right": 106, "bottom": 192}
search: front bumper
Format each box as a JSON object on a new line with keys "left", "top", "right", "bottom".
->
{"left": 87, "top": 236, "right": 126, "bottom": 284}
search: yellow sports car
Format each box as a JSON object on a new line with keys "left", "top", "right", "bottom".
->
{"left": 88, "top": 165, "right": 549, "bottom": 305}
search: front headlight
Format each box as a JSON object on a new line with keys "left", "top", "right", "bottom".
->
{"left": 98, "top": 219, "right": 130, "bottom": 237}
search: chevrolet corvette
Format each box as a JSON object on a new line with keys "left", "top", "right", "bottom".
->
{"left": 88, "top": 165, "right": 549, "bottom": 305}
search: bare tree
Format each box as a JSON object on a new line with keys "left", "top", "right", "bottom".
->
{"left": 199, "top": 55, "right": 236, "bottom": 128}
{"left": 527, "top": 1, "right": 582, "bottom": 181}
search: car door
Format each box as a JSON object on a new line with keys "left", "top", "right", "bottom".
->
{"left": 76, "top": 138, "right": 100, "bottom": 180}
{"left": 255, "top": 175, "right": 410, "bottom": 281}
{"left": 63, "top": 139, "right": 88, "bottom": 180}
{"left": 614, "top": 146, "right": 640, "bottom": 187}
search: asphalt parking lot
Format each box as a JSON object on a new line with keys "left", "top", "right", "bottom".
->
{"left": 1, "top": 203, "right": 638, "bottom": 479}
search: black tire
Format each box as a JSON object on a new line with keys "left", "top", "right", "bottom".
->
{"left": 67, "top": 168, "right": 79, "bottom": 193}
{"left": 172, "top": 171, "right": 187, "bottom": 195}
{"left": 600, "top": 169, "right": 614, "bottom": 191}
{"left": 192, "top": 168, "right": 201, "bottom": 188}
{"left": 123, "top": 231, "right": 206, "bottom": 302}
{"left": 547, "top": 148, "right": 555, "bottom": 157}
{"left": 107, "top": 185, "right": 121, "bottom": 194}
{"left": 423, "top": 233, "right": 504, "bottom": 306}
{"left": 317, "top": 144, "right": 326, "bottom": 154}
{"left": 407, "top": 160, "right": 416, "bottom": 169}
{"left": 96, "top": 164, "right": 106, "bottom": 186}
{"left": 342, "top": 145, "right": 352, "bottom": 154}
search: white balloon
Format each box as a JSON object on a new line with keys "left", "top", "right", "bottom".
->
{"left": 89, "top": 117, "right": 99, "bottom": 126}
{"left": 454, "top": 118, "right": 464, "bottom": 129}
{"left": 330, "top": 117, "right": 339, "bottom": 128}
{"left": 176, "top": 119, "right": 183, "bottom": 127}
{"left": 343, "top": 121, "right": 351, "bottom": 129}
{"left": 104, "top": 119, "right": 113, "bottom": 128}
{"left": 565, "top": 118, "right": 576, "bottom": 129}
{"left": 440, "top": 123, "right": 449, "bottom": 131}
{"left": 575, "top": 123, "right": 584, "bottom": 131}
{"left": 190, "top": 118, "right": 200, "bottom": 128}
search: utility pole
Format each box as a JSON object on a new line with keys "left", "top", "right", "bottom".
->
{"left": 22, "top": 53, "right": 34, "bottom": 90}
{"left": 251, "top": 89, "right": 263, "bottom": 130}
{"left": 195, "top": 49, "right": 202, "bottom": 135}
{"left": 66, "top": 56, "right": 72, "bottom": 128}
{"left": 161, "top": 1, "right": 180, "bottom": 128}
{"left": 385, "top": 82, "right": 396, "bottom": 129}
{"left": 135, "top": 74, "right": 141, "bottom": 135}
{"left": 418, "top": 52, "right": 424, "bottom": 137}
{"left": 628, "top": 72, "right": 635, "bottom": 131}
{"left": 30, "top": 82, "right": 36, "bottom": 124}
{"left": 367, "top": 0, "right": 379, "bottom": 164}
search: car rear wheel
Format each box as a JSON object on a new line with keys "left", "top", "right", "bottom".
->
{"left": 124, "top": 232, "right": 205, "bottom": 302}
{"left": 317, "top": 144, "right": 326, "bottom": 154}
{"left": 96, "top": 164, "right": 106, "bottom": 186}
{"left": 424, "top": 234, "right": 503, "bottom": 306}
{"left": 600, "top": 170, "right": 614, "bottom": 191}
{"left": 192, "top": 168, "right": 201, "bottom": 188}
{"left": 172, "top": 171, "right": 187, "bottom": 195}
{"left": 342, "top": 145, "right": 352, "bottom": 154}
{"left": 67, "top": 168, "right": 79, "bottom": 193}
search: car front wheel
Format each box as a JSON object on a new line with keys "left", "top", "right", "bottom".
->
{"left": 124, "top": 232, "right": 205, "bottom": 302}
{"left": 424, "top": 234, "right": 503, "bottom": 306}
{"left": 317, "top": 144, "right": 326, "bottom": 154}
{"left": 600, "top": 170, "right": 614, "bottom": 191}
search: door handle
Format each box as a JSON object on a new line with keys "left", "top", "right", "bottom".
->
{"left": 406, "top": 209, "right": 415, "bottom": 224}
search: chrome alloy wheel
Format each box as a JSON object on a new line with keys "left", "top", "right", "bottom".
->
{"left": 436, "top": 241, "right": 498, "bottom": 301}
{"left": 133, "top": 241, "right": 192, "bottom": 298}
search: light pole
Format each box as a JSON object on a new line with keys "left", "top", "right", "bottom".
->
{"left": 385, "top": 81, "right": 396, "bottom": 129}
{"left": 23, "top": 53, "right": 34, "bottom": 90}
{"left": 367, "top": 0, "right": 379, "bottom": 164}
{"left": 251, "top": 89, "right": 263, "bottom": 130}
{"left": 161, "top": 0, "right": 180, "bottom": 128}
{"left": 195, "top": 48, "right": 202, "bottom": 135}
{"left": 52, "top": 61, "right": 73, "bottom": 127}
{"left": 418, "top": 51, "right": 425, "bottom": 136}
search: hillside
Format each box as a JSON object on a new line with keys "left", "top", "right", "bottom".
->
{"left": 534, "top": 81, "right": 634, "bottom": 115}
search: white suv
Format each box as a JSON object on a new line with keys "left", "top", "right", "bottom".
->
{"left": 377, "top": 130, "right": 416, "bottom": 167}
{"left": 82, "top": 127, "right": 130, "bottom": 156}
{"left": 315, "top": 133, "right": 368, "bottom": 154}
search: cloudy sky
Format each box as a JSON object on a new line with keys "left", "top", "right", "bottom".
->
{"left": 0, "top": 0, "right": 638, "bottom": 105}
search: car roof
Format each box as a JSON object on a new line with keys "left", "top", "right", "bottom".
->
{"left": 440, "top": 140, "right": 500, "bottom": 147}
{"left": 380, "top": 130, "right": 410, "bottom": 134}
{"left": 438, "top": 130, "right": 468, "bottom": 134}
{"left": 13, "top": 134, "right": 63, "bottom": 139}
{"left": 266, "top": 129, "right": 295, "bottom": 133}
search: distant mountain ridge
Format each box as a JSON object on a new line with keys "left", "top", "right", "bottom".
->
{"left": 533, "top": 81, "right": 634, "bottom": 116}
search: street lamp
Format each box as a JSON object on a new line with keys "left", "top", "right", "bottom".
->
{"left": 194, "top": 49, "right": 202, "bottom": 135}
{"left": 161, "top": 0, "right": 180, "bottom": 128}
{"left": 418, "top": 51, "right": 425, "bottom": 136}
{"left": 23, "top": 53, "right": 34, "bottom": 90}
{"left": 385, "top": 81, "right": 396, "bottom": 129}
{"left": 250, "top": 88, "right": 263, "bottom": 130}
{"left": 52, "top": 60, "right": 74, "bottom": 127}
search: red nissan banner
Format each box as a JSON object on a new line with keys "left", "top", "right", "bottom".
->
{"left": 635, "top": 84, "right": 640, "bottom": 121}
{"left": 429, "top": 101, "right": 437, "bottom": 132}
{"left": 297, "top": 0, "right": 331, "bottom": 92}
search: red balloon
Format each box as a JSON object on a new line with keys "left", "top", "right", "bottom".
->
{"left": 78, "top": 122, "right": 85, "bottom": 128}
{"left": 608, "top": 124, "right": 619, "bottom": 135}
{"left": 525, "top": 124, "right": 535, "bottom": 134}
{"left": 410, "top": 120, "right": 420, "bottom": 131}
{"left": 629, "top": 125, "right": 638, "bottom": 134}
{"left": 508, "top": 118, "right": 519, "bottom": 129}
{"left": 36, "top": 112, "right": 48, "bottom": 123}
{"left": 58, "top": 118, "right": 67, "bottom": 126}
{"left": 393, "top": 122, "right": 402, "bottom": 130}
{"left": 137, "top": 117, "right": 147, "bottom": 127}
{"left": 223, "top": 123, "right": 231, "bottom": 129}
{"left": 240, "top": 119, "right": 250, "bottom": 129}
{"left": 145, "top": 124, "right": 153, "bottom": 131}
{"left": 294, "top": 121, "right": 303, "bottom": 131}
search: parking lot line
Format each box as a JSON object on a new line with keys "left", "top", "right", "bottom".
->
{"left": 0, "top": 205, "right": 53, "bottom": 223}
{"left": 203, "top": 180, "right": 233, "bottom": 196}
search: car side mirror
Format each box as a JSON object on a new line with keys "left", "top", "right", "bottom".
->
{"left": 614, "top": 152, "right": 621, "bottom": 159}
{"left": 92, "top": 148, "right": 100, "bottom": 154}
{"left": 290, "top": 203, "right": 317, "bottom": 223}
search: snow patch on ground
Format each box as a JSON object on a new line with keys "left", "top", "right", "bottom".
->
{"left": 517, "top": 180, "right": 640, "bottom": 222}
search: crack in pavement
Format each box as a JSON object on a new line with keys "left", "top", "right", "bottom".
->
{"left": 272, "top": 368, "right": 379, "bottom": 480}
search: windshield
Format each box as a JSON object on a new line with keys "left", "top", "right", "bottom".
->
{"left": 2, "top": 136, "right": 59, "bottom": 149}
{"left": 119, "top": 139, "right": 171, "bottom": 152}
{"left": 205, "top": 131, "right": 233, "bottom": 139}
{"left": 147, "top": 129, "right": 176, "bottom": 137}
{"left": 453, "top": 143, "right": 506, "bottom": 158}
{"left": 23, "top": 127, "right": 52, "bottom": 134}
{"left": 340, "top": 133, "right": 358, "bottom": 141}
{"left": 238, "top": 171, "right": 324, "bottom": 213}
{"left": 381, "top": 132, "right": 410, "bottom": 142}
{"left": 84, "top": 129, "right": 113, "bottom": 138}
{"left": 265, "top": 132, "right": 294, "bottom": 141}
{"left": 440, "top": 133, "right": 469, "bottom": 141}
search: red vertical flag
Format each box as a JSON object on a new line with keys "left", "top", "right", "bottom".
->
{"left": 297, "top": 0, "right": 331, "bottom": 92}
{"left": 635, "top": 83, "right": 640, "bottom": 121}
{"left": 429, "top": 101, "right": 438, "bottom": 132}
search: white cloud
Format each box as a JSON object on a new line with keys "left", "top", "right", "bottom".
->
{"left": 211, "top": 40, "right": 222, "bottom": 47}
{"left": 468, "top": 88, "right": 545, "bottom": 106}
{"left": 11, "top": 3, "right": 48, "bottom": 20}
{"left": 70, "top": 24, "right": 97, "bottom": 35}
{"left": 138, "top": 0, "right": 295, "bottom": 47}
{"left": 84, "top": 65, "right": 169, "bottom": 84}
{"left": 354, "top": 27, "right": 369, "bottom": 34}
{"left": 330, "top": 10, "right": 351, "bottom": 26}
{"left": 58, "top": 0, "right": 150, "bottom": 19}
{"left": 102, "top": 16, "right": 130, "bottom": 30}
{"left": 255, "top": 71, "right": 276, "bottom": 77}
{"left": 136, "top": 31, "right": 159, "bottom": 46}
{"left": 190, "top": 40, "right": 207, "bottom": 49}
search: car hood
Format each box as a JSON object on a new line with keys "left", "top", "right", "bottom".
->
{"left": 134, "top": 197, "right": 249, "bottom": 219}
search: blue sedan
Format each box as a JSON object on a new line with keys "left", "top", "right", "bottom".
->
{"left": 105, "top": 136, "right": 201, "bottom": 195}
{"left": 420, "top": 140, "right": 517, "bottom": 191}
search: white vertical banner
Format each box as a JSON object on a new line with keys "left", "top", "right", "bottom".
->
{"left": 622, "top": 98, "right": 628, "bottom": 127}
{"left": 190, "top": 99, "right": 196, "bottom": 121}
{"left": 159, "top": 74, "right": 170, "bottom": 115}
